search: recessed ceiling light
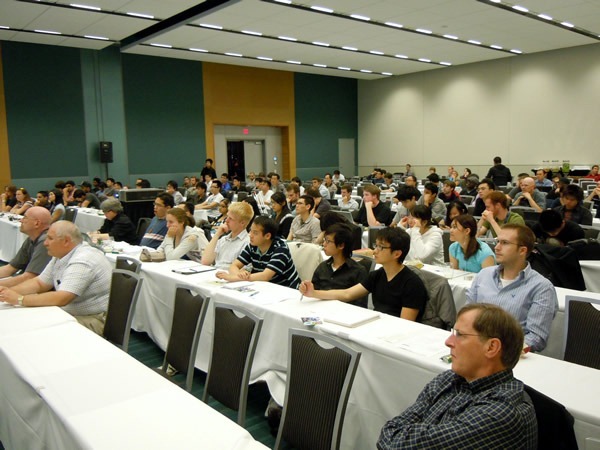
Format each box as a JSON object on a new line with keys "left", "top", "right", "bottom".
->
{"left": 150, "top": 43, "right": 171, "bottom": 48}
{"left": 443, "top": 34, "right": 458, "bottom": 40}
{"left": 200, "top": 23, "right": 222, "bottom": 30}
{"left": 468, "top": 39, "right": 482, "bottom": 45}
{"left": 538, "top": 14, "right": 553, "bottom": 20}
{"left": 313, "top": 41, "right": 330, "bottom": 46}
{"left": 337, "top": 66, "right": 351, "bottom": 70}
{"left": 278, "top": 36, "right": 297, "bottom": 41}
{"left": 287, "top": 60, "right": 301, "bottom": 64}
{"left": 416, "top": 28, "right": 432, "bottom": 34}
{"left": 382, "top": 72, "right": 393, "bottom": 76}
{"left": 369, "top": 50, "right": 384, "bottom": 55}
{"left": 342, "top": 46, "right": 358, "bottom": 51}
{"left": 189, "top": 48, "right": 208, "bottom": 52}
{"left": 242, "top": 30, "right": 262, "bottom": 36}
{"left": 350, "top": 14, "right": 370, "bottom": 21}
{"left": 385, "top": 22, "right": 403, "bottom": 28}
{"left": 70, "top": 3, "right": 101, "bottom": 11}
{"left": 257, "top": 56, "right": 273, "bottom": 60}
{"left": 311, "top": 6, "right": 333, "bottom": 13}
{"left": 313, "top": 63, "right": 327, "bottom": 67}
{"left": 513, "top": 5, "right": 528, "bottom": 12}
{"left": 225, "top": 52, "right": 242, "bottom": 57}
{"left": 561, "top": 22, "right": 574, "bottom": 28}
{"left": 127, "top": 12, "right": 154, "bottom": 19}
{"left": 34, "top": 29, "right": 61, "bottom": 35}
{"left": 84, "top": 35, "right": 109, "bottom": 40}
{"left": 394, "top": 54, "right": 408, "bottom": 59}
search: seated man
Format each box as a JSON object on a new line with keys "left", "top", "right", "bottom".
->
{"left": 338, "top": 184, "right": 359, "bottom": 211}
{"left": 74, "top": 182, "right": 101, "bottom": 208}
{"left": 531, "top": 209, "right": 584, "bottom": 246}
{"left": 185, "top": 176, "right": 199, "bottom": 203}
{"left": 377, "top": 303, "right": 537, "bottom": 450}
{"left": 253, "top": 178, "right": 273, "bottom": 214}
{"left": 300, "top": 227, "right": 428, "bottom": 319}
{"left": 202, "top": 202, "right": 254, "bottom": 270}
{"left": 512, "top": 177, "right": 545, "bottom": 212}
{"left": 311, "top": 176, "right": 330, "bottom": 199}
{"left": 306, "top": 187, "right": 331, "bottom": 219}
{"left": 356, "top": 184, "right": 393, "bottom": 227}
{"left": 478, "top": 191, "right": 524, "bottom": 238}
{"left": 467, "top": 224, "right": 558, "bottom": 352}
{"left": 545, "top": 176, "right": 570, "bottom": 208}
{"left": 195, "top": 180, "right": 224, "bottom": 219}
{"left": 140, "top": 193, "right": 174, "bottom": 248}
{"left": 391, "top": 186, "right": 421, "bottom": 226}
{"left": 473, "top": 178, "right": 496, "bottom": 216}
{"left": 270, "top": 173, "right": 285, "bottom": 193}
{"left": 404, "top": 175, "right": 418, "bottom": 188}
{"left": 0, "top": 207, "right": 52, "bottom": 288}
{"left": 35, "top": 190, "right": 51, "bottom": 210}
{"left": 193, "top": 181, "right": 208, "bottom": 205}
{"left": 584, "top": 164, "right": 600, "bottom": 182}
{"left": 534, "top": 169, "right": 553, "bottom": 188}
{"left": 288, "top": 195, "right": 321, "bottom": 243}
{"left": 322, "top": 173, "right": 339, "bottom": 198}
{"left": 381, "top": 173, "right": 398, "bottom": 192}
{"left": 285, "top": 182, "right": 300, "bottom": 215}
{"left": 585, "top": 180, "right": 600, "bottom": 218}
{"left": 553, "top": 184, "right": 593, "bottom": 225}
{"left": 311, "top": 223, "right": 368, "bottom": 306}
{"left": 0, "top": 221, "right": 112, "bottom": 334}
{"left": 438, "top": 180, "right": 461, "bottom": 203}
{"left": 417, "top": 182, "right": 446, "bottom": 222}
{"left": 217, "top": 216, "right": 300, "bottom": 288}
{"left": 166, "top": 180, "right": 184, "bottom": 205}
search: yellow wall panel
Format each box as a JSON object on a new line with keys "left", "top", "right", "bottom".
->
{"left": 0, "top": 44, "right": 12, "bottom": 187}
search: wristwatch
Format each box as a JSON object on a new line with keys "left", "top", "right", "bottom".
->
{"left": 17, "top": 295, "right": 24, "bottom": 307}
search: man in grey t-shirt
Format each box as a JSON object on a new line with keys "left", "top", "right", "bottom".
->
{"left": 0, "top": 206, "right": 51, "bottom": 288}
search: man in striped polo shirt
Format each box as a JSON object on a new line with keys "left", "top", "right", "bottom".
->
{"left": 217, "top": 216, "right": 300, "bottom": 289}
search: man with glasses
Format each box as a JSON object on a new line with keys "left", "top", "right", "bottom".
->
{"left": 378, "top": 303, "right": 537, "bottom": 449}
{"left": 140, "top": 193, "right": 174, "bottom": 249}
{"left": 466, "top": 224, "right": 557, "bottom": 352}
{"left": 0, "top": 207, "right": 52, "bottom": 287}
{"left": 300, "top": 227, "right": 427, "bottom": 319}
{"left": 201, "top": 202, "right": 253, "bottom": 270}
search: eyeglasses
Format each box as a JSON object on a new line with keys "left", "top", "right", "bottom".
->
{"left": 493, "top": 238, "right": 520, "bottom": 247}
{"left": 450, "top": 328, "right": 481, "bottom": 338}
{"left": 373, "top": 243, "right": 391, "bottom": 251}
{"left": 323, "top": 238, "right": 335, "bottom": 245}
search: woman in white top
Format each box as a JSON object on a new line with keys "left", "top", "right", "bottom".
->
{"left": 48, "top": 189, "right": 66, "bottom": 222}
{"left": 339, "top": 184, "right": 359, "bottom": 211}
{"left": 160, "top": 208, "right": 208, "bottom": 262}
{"left": 400, "top": 205, "right": 444, "bottom": 265}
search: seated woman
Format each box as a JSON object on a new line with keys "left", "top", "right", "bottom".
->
{"left": 48, "top": 189, "right": 66, "bottom": 222}
{"left": 271, "top": 192, "right": 294, "bottom": 238}
{"left": 339, "top": 184, "right": 359, "bottom": 211}
{"left": 211, "top": 198, "right": 230, "bottom": 229}
{"left": 449, "top": 214, "right": 495, "bottom": 273}
{"left": 90, "top": 198, "right": 139, "bottom": 245}
{"left": 10, "top": 188, "right": 35, "bottom": 215}
{"left": 1, "top": 185, "right": 18, "bottom": 212}
{"left": 438, "top": 200, "right": 468, "bottom": 229}
{"left": 400, "top": 205, "right": 444, "bottom": 265}
{"left": 159, "top": 208, "right": 209, "bottom": 262}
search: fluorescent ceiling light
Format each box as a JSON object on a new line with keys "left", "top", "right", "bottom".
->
{"left": 538, "top": 14, "right": 552, "bottom": 20}
{"left": 34, "top": 29, "right": 61, "bottom": 34}
{"left": 274, "top": 0, "right": 291, "bottom": 3}
{"left": 418, "top": 58, "right": 431, "bottom": 62}
{"left": 382, "top": 72, "right": 393, "bottom": 76}
{"left": 490, "top": 44, "right": 503, "bottom": 49}
{"left": 278, "top": 36, "right": 297, "bottom": 41}
{"left": 513, "top": 5, "right": 528, "bottom": 12}
{"left": 127, "top": 12, "right": 154, "bottom": 19}
{"left": 84, "top": 35, "right": 108, "bottom": 40}
{"left": 440, "top": 62, "right": 452, "bottom": 66}
{"left": 369, "top": 50, "right": 384, "bottom": 55}
{"left": 350, "top": 14, "right": 370, "bottom": 21}
{"left": 242, "top": 30, "right": 262, "bottom": 36}
{"left": 0, "top": 26, "right": 11, "bottom": 29}
{"left": 313, "top": 63, "right": 327, "bottom": 67}
{"left": 257, "top": 56, "right": 273, "bottom": 60}
{"left": 313, "top": 41, "right": 330, "bottom": 46}
{"left": 70, "top": 3, "right": 101, "bottom": 10}
{"left": 561, "top": 22, "right": 574, "bottom": 28}
{"left": 337, "top": 66, "right": 351, "bottom": 70}
{"left": 287, "top": 60, "right": 301, "bottom": 64}
{"left": 150, "top": 43, "right": 171, "bottom": 48}
{"left": 468, "top": 39, "right": 481, "bottom": 45}
{"left": 200, "top": 23, "right": 222, "bottom": 30}
{"left": 311, "top": 6, "right": 333, "bottom": 13}
{"left": 225, "top": 52, "right": 242, "bottom": 57}
{"left": 443, "top": 34, "right": 458, "bottom": 40}
{"left": 360, "top": 69, "right": 372, "bottom": 73}
{"left": 395, "top": 54, "right": 408, "bottom": 59}
{"left": 342, "top": 46, "right": 357, "bottom": 51}
{"left": 416, "top": 28, "right": 432, "bottom": 34}
{"left": 189, "top": 48, "right": 208, "bottom": 52}
{"left": 385, "top": 22, "right": 403, "bottom": 28}
{"left": 510, "top": 49, "right": 522, "bottom": 54}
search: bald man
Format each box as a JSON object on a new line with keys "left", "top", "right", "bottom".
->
{"left": 512, "top": 177, "right": 545, "bottom": 212}
{"left": 0, "top": 206, "right": 52, "bottom": 287}
{"left": 0, "top": 221, "right": 112, "bottom": 334}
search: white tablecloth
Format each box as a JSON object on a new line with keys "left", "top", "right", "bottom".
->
{"left": 73, "top": 208, "right": 107, "bottom": 233}
{"left": 0, "top": 306, "right": 267, "bottom": 450}
{"left": 0, "top": 215, "right": 26, "bottom": 262}
{"left": 581, "top": 260, "right": 600, "bottom": 293}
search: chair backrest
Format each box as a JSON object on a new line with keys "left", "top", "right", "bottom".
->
{"left": 162, "top": 287, "right": 209, "bottom": 392}
{"left": 349, "top": 222, "right": 363, "bottom": 251}
{"left": 563, "top": 295, "right": 600, "bottom": 369}
{"left": 356, "top": 186, "right": 364, "bottom": 197}
{"left": 103, "top": 269, "right": 144, "bottom": 352}
{"left": 202, "top": 303, "right": 263, "bottom": 426}
{"left": 332, "top": 209, "right": 355, "bottom": 223}
{"left": 64, "top": 207, "right": 78, "bottom": 222}
{"left": 527, "top": 244, "right": 586, "bottom": 290}
{"left": 523, "top": 384, "right": 578, "bottom": 450}
{"left": 136, "top": 217, "right": 152, "bottom": 241}
{"left": 459, "top": 195, "right": 473, "bottom": 205}
{"left": 237, "top": 191, "right": 249, "bottom": 201}
{"left": 407, "top": 266, "right": 456, "bottom": 330}
{"left": 442, "top": 230, "right": 451, "bottom": 263}
{"left": 467, "top": 205, "right": 475, "bottom": 216}
{"left": 580, "top": 225, "right": 600, "bottom": 240}
{"left": 567, "top": 238, "right": 600, "bottom": 260}
{"left": 288, "top": 242, "right": 323, "bottom": 281}
{"left": 115, "top": 255, "right": 142, "bottom": 274}
{"left": 275, "top": 329, "right": 361, "bottom": 450}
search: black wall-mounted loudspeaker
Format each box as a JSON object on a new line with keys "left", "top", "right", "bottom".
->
{"left": 99, "top": 141, "right": 113, "bottom": 163}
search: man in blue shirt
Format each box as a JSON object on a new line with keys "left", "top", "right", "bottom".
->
{"left": 466, "top": 224, "right": 557, "bottom": 352}
{"left": 377, "top": 303, "right": 537, "bottom": 449}
{"left": 140, "top": 193, "right": 174, "bottom": 249}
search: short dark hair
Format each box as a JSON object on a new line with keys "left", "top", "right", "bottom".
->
{"left": 479, "top": 178, "right": 496, "bottom": 191}
{"left": 561, "top": 184, "right": 583, "bottom": 202}
{"left": 299, "top": 194, "right": 315, "bottom": 212}
{"left": 443, "top": 180, "right": 456, "bottom": 189}
{"left": 396, "top": 185, "right": 421, "bottom": 202}
{"left": 427, "top": 173, "right": 440, "bottom": 183}
{"left": 205, "top": 158, "right": 213, "bottom": 164}
{"left": 221, "top": 173, "right": 229, "bottom": 179}
{"left": 341, "top": 184, "right": 353, "bottom": 193}
{"left": 260, "top": 179, "right": 271, "bottom": 188}
{"left": 271, "top": 173, "right": 280, "bottom": 180}
{"left": 157, "top": 192, "right": 175, "bottom": 208}
{"left": 181, "top": 202, "right": 195, "bottom": 216}
{"left": 73, "top": 189, "right": 85, "bottom": 199}
{"left": 458, "top": 303, "right": 524, "bottom": 370}
{"left": 333, "top": 170, "right": 341, "bottom": 175}
{"left": 106, "top": 177, "right": 115, "bottom": 183}
{"left": 376, "top": 227, "right": 411, "bottom": 263}
{"left": 37, "top": 190, "right": 49, "bottom": 197}
{"left": 212, "top": 180, "right": 222, "bottom": 189}
{"left": 325, "top": 223, "right": 354, "bottom": 259}
{"left": 306, "top": 187, "right": 322, "bottom": 199}
{"left": 65, "top": 180, "right": 75, "bottom": 187}
{"left": 286, "top": 183, "right": 300, "bottom": 194}
{"left": 196, "top": 181, "right": 207, "bottom": 190}
{"left": 167, "top": 180, "right": 178, "bottom": 189}
{"left": 271, "top": 191, "right": 287, "bottom": 206}
{"left": 405, "top": 175, "right": 418, "bottom": 184}
{"left": 252, "top": 216, "right": 278, "bottom": 239}
{"left": 424, "top": 182, "right": 438, "bottom": 195}
{"left": 539, "top": 209, "right": 564, "bottom": 234}
{"left": 494, "top": 156, "right": 502, "bottom": 164}
{"left": 139, "top": 179, "right": 151, "bottom": 188}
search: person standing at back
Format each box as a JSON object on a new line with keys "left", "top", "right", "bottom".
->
{"left": 486, "top": 156, "right": 512, "bottom": 187}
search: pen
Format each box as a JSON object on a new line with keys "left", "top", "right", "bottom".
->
{"left": 300, "top": 293, "right": 303, "bottom": 302}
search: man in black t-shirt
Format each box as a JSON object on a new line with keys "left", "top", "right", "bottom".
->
{"left": 531, "top": 209, "right": 584, "bottom": 246}
{"left": 300, "top": 227, "right": 428, "bottom": 319}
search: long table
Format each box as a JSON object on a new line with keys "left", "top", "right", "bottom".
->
{"left": 126, "top": 259, "right": 600, "bottom": 450}
{"left": 0, "top": 304, "right": 268, "bottom": 450}
{"left": 0, "top": 215, "right": 26, "bottom": 262}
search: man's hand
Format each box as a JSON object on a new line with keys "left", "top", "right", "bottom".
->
{"left": 0, "top": 287, "right": 18, "bottom": 305}
{"left": 299, "top": 280, "right": 315, "bottom": 297}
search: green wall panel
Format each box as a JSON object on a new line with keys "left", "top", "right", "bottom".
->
{"left": 122, "top": 54, "right": 205, "bottom": 174}
{"left": 3, "top": 42, "right": 87, "bottom": 178}
{"left": 294, "top": 73, "right": 357, "bottom": 172}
